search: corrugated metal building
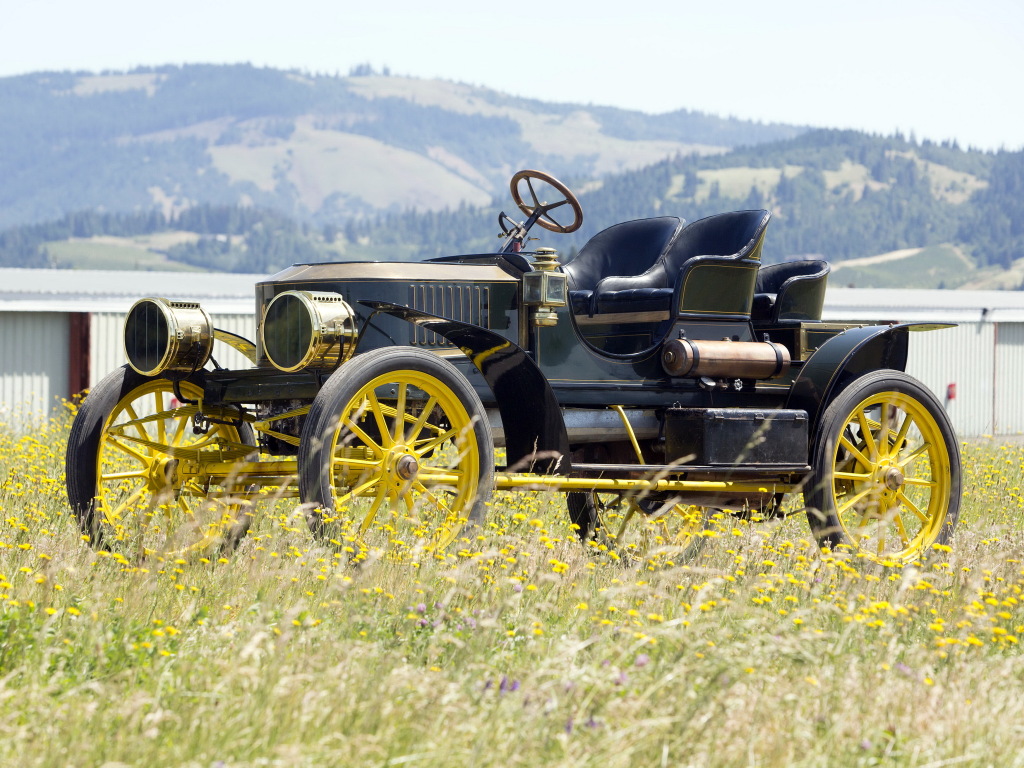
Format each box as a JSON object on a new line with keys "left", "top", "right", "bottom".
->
{"left": 2, "top": 268, "right": 1022, "bottom": 436}
{"left": 824, "top": 288, "right": 1024, "bottom": 437}
{"left": 0, "top": 268, "right": 259, "bottom": 424}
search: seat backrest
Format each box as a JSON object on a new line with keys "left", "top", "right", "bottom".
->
{"left": 671, "top": 210, "right": 772, "bottom": 317}
{"left": 593, "top": 210, "right": 770, "bottom": 300}
{"left": 753, "top": 258, "right": 830, "bottom": 324}
{"left": 561, "top": 217, "right": 682, "bottom": 292}
{"left": 660, "top": 209, "right": 771, "bottom": 278}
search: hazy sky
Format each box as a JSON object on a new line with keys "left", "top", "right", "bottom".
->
{"left": 3, "top": 0, "right": 1020, "bottom": 151}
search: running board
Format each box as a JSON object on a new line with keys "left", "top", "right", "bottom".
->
{"left": 562, "top": 462, "right": 809, "bottom": 477}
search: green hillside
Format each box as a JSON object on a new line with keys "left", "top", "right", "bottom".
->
{"left": 0, "top": 64, "right": 805, "bottom": 230}
{"left": 342, "top": 130, "right": 1023, "bottom": 287}
{"left": 1, "top": 65, "right": 1021, "bottom": 287}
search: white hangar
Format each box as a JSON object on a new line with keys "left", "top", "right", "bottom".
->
{"left": 1, "top": 268, "right": 1022, "bottom": 437}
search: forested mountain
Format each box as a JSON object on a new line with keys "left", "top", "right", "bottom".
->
{"left": 347, "top": 130, "right": 1023, "bottom": 286}
{"left": 0, "top": 63, "right": 803, "bottom": 230}
{"left": 1, "top": 64, "right": 1021, "bottom": 288}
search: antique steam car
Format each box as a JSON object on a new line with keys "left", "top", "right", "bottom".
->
{"left": 65, "top": 170, "right": 961, "bottom": 563}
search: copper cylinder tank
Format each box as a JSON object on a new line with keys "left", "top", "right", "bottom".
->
{"left": 661, "top": 338, "right": 790, "bottom": 380}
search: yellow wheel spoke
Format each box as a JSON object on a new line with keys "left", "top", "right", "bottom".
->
{"left": 358, "top": 491, "right": 388, "bottom": 535}
{"left": 896, "top": 491, "right": 929, "bottom": 523}
{"left": 154, "top": 391, "right": 167, "bottom": 444}
{"left": 838, "top": 434, "right": 873, "bottom": 470}
{"left": 105, "top": 435, "right": 151, "bottom": 464}
{"left": 367, "top": 394, "right": 394, "bottom": 450}
{"left": 171, "top": 413, "right": 188, "bottom": 448}
{"left": 339, "top": 416, "right": 385, "bottom": 457}
{"left": 812, "top": 382, "right": 955, "bottom": 564}
{"left": 405, "top": 395, "right": 438, "bottom": 444}
{"left": 896, "top": 442, "right": 931, "bottom": 469}
{"left": 100, "top": 469, "right": 148, "bottom": 482}
{"left": 836, "top": 485, "right": 876, "bottom": 517}
{"left": 878, "top": 402, "right": 892, "bottom": 455}
{"left": 176, "top": 496, "right": 193, "bottom": 518}
{"left": 833, "top": 470, "right": 871, "bottom": 481}
{"left": 312, "top": 363, "right": 485, "bottom": 554}
{"left": 125, "top": 404, "right": 150, "bottom": 442}
{"left": 856, "top": 410, "right": 878, "bottom": 459}
{"left": 892, "top": 412, "right": 913, "bottom": 454}
{"left": 894, "top": 510, "right": 911, "bottom": 547}
{"left": 105, "top": 484, "right": 150, "bottom": 522}
{"left": 393, "top": 383, "right": 408, "bottom": 442}
{"left": 333, "top": 475, "right": 383, "bottom": 510}
{"left": 410, "top": 482, "right": 455, "bottom": 517}
{"left": 415, "top": 427, "right": 458, "bottom": 456}
{"left": 401, "top": 491, "right": 418, "bottom": 516}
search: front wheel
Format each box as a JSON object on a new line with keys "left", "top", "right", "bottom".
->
{"left": 65, "top": 366, "right": 257, "bottom": 557}
{"left": 298, "top": 347, "right": 494, "bottom": 554}
{"left": 804, "top": 370, "right": 961, "bottom": 562}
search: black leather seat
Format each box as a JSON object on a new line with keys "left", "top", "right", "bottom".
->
{"left": 751, "top": 259, "right": 830, "bottom": 324}
{"left": 562, "top": 217, "right": 682, "bottom": 315}
{"left": 593, "top": 210, "right": 771, "bottom": 315}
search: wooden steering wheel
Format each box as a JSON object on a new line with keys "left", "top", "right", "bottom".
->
{"left": 509, "top": 170, "right": 583, "bottom": 233}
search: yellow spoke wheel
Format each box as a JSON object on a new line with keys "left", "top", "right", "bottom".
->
{"left": 299, "top": 347, "right": 494, "bottom": 555}
{"left": 569, "top": 491, "right": 712, "bottom": 567}
{"left": 805, "top": 370, "right": 961, "bottom": 563}
{"left": 66, "top": 366, "right": 256, "bottom": 558}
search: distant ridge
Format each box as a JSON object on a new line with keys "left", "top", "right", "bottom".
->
{"left": 0, "top": 64, "right": 1021, "bottom": 289}
{"left": 0, "top": 63, "right": 806, "bottom": 229}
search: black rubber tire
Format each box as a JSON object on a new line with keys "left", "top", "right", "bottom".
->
{"left": 567, "top": 491, "right": 597, "bottom": 540}
{"left": 65, "top": 365, "right": 256, "bottom": 554}
{"left": 804, "top": 370, "right": 961, "bottom": 559}
{"left": 298, "top": 347, "right": 495, "bottom": 544}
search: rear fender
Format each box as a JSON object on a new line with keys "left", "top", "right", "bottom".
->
{"left": 786, "top": 322, "right": 953, "bottom": 437}
{"left": 362, "top": 301, "right": 571, "bottom": 474}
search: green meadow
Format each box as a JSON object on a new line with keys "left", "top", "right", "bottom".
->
{"left": 2, "top": 409, "right": 1023, "bottom": 767}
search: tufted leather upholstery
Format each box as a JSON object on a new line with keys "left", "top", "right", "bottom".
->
{"left": 562, "top": 217, "right": 682, "bottom": 315}
{"left": 751, "top": 258, "right": 830, "bottom": 324}
{"left": 593, "top": 210, "right": 771, "bottom": 315}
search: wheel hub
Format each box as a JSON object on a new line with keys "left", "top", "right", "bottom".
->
{"left": 395, "top": 454, "right": 419, "bottom": 481}
{"left": 883, "top": 466, "right": 905, "bottom": 491}
{"left": 149, "top": 457, "right": 178, "bottom": 489}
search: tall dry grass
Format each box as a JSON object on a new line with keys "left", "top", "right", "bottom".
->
{"left": 2, "top": 409, "right": 1024, "bottom": 767}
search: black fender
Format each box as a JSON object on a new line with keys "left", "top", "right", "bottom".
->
{"left": 786, "top": 322, "right": 953, "bottom": 437}
{"left": 361, "top": 301, "right": 570, "bottom": 474}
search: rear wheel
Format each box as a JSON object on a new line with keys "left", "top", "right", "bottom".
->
{"left": 805, "top": 370, "right": 961, "bottom": 562}
{"left": 65, "top": 366, "right": 256, "bottom": 558}
{"left": 299, "top": 347, "right": 494, "bottom": 554}
{"left": 568, "top": 491, "right": 710, "bottom": 566}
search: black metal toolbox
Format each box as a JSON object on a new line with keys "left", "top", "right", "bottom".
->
{"left": 665, "top": 408, "right": 809, "bottom": 467}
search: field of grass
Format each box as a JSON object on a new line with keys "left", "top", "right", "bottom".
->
{"left": 46, "top": 235, "right": 205, "bottom": 272}
{"left": 2, "top": 408, "right": 1024, "bottom": 766}
{"left": 830, "top": 244, "right": 976, "bottom": 289}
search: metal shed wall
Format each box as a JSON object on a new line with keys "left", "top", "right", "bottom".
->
{"left": 0, "top": 311, "right": 69, "bottom": 424}
{"left": 903, "top": 322, "right": 997, "bottom": 437}
{"left": 994, "top": 323, "right": 1024, "bottom": 435}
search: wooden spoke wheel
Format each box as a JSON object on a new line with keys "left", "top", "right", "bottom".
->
{"left": 568, "top": 491, "right": 711, "bottom": 567}
{"left": 66, "top": 366, "right": 256, "bottom": 558}
{"left": 299, "top": 348, "right": 494, "bottom": 554}
{"left": 805, "top": 370, "right": 961, "bottom": 562}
